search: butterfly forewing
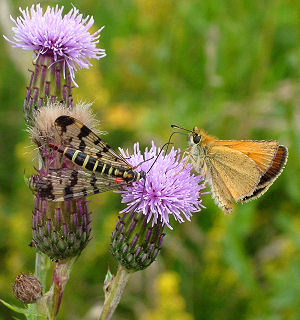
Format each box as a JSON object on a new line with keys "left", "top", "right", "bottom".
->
{"left": 256, "top": 145, "right": 287, "bottom": 187}
{"left": 241, "top": 145, "right": 288, "bottom": 202}
{"left": 213, "top": 140, "right": 279, "bottom": 174}
{"left": 55, "top": 116, "right": 132, "bottom": 169}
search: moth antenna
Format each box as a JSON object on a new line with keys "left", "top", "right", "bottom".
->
{"left": 132, "top": 156, "right": 155, "bottom": 170}
{"left": 146, "top": 142, "right": 173, "bottom": 174}
{"left": 138, "top": 141, "right": 174, "bottom": 199}
{"left": 132, "top": 142, "right": 173, "bottom": 173}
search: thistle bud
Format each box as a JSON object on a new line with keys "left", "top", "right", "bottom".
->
{"left": 12, "top": 273, "right": 42, "bottom": 304}
{"left": 31, "top": 196, "right": 91, "bottom": 261}
{"left": 24, "top": 55, "right": 73, "bottom": 124}
{"left": 111, "top": 211, "right": 165, "bottom": 272}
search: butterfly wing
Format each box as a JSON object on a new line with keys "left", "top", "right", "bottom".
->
{"left": 36, "top": 169, "right": 127, "bottom": 202}
{"left": 255, "top": 145, "right": 288, "bottom": 187}
{"left": 213, "top": 140, "right": 279, "bottom": 175}
{"left": 241, "top": 145, "right": 288, "bottom": 202}
{"left": 213, "top": 140, "right": 288, "bottom": 202}
{"left": 55, "top": 116, "right": 132, "bottom": 169}
{"left": 203, "top": 145, "right": 262, "bottom": 213}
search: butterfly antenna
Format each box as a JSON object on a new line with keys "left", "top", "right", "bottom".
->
{"left": 165, "top": 130, "right": 188, "bottom": 154}
{"left": 170, "top": 124, "right": 192, "bottom": 132}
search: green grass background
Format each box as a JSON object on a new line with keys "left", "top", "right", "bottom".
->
{"left": 0, "top": 0, "right": 300, "bottom": 319}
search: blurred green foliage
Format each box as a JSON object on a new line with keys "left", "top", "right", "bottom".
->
{"left": 0, "top": 0, "right": 300, "bottom": 319}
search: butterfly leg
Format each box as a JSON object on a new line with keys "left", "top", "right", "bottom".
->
{"left": 180, "top": 147, "right": 191, "bottom": 160}
{"left": 175, "top": 149, "right": 196, "bottom": 175}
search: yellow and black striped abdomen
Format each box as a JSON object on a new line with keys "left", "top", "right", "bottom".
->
{"left": 63, "top": 147, "right": 110, "bottom": 173}
{"left": 50, "top": 144, "right": 146, "bottom": 183}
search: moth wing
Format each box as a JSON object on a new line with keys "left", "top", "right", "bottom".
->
{"left": 205, "top": 145, "right": 262, "bottom": 213}
{"left": 37, "top": 169, "right": 126, "bottom": 202}
{"left": 213, "top": 140, "right": 279, "bottom": 175}
{"left": 55, "top": 116, "right": 131, "bottom": 169}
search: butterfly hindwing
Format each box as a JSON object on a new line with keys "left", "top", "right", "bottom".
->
{"left": 205, "top": 145, "right": 262, "bottom": 202}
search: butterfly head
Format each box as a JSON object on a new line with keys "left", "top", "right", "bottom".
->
{"left": 170, "top": 124, "right": 202, "bottom": 146}
{"left": 190, "top": 126, "right": 202, "bottom": 145}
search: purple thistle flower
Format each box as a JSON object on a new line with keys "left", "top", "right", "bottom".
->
{"left": 118, "top": 142, "right": 206, "bottom": 229}
{"left": 4, "top": 4, "right": 106, "bottom": 85}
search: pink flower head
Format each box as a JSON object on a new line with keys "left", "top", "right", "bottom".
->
{"left": 118, "top": 142, "right": 206, "bottom": 229}
{"left": 4, "top": 4, "right": 106, "bottom": 85}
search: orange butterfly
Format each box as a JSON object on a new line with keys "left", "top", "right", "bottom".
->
{"left": 172, "top": 125, "right": 288, "bottom": 213}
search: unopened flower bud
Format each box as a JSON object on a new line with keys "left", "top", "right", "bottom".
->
{"left": 111, "top": 211, "right": 165, "bottom": 272}
{"left": 31, "top": 196, "right": 91, "bottom": 261}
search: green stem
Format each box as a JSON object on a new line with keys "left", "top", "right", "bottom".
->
{"left": 47, "top": 257, "right": 77, "bottom": 319}
{"left": 34, "top": 252, "right": 50, "bottom": 290}
{"left": 34, "top": 256, "right": 76, "bottom": 320}
{"left": 99, "top": 267, "right": 131, "bottom": 320}
{"left": 32, "top": 252, "right": 51, "bottom": 320}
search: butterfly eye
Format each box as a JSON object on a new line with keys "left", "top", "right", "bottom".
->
{"left": 193, "top": 134, "right": 201, "bottom": 144}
